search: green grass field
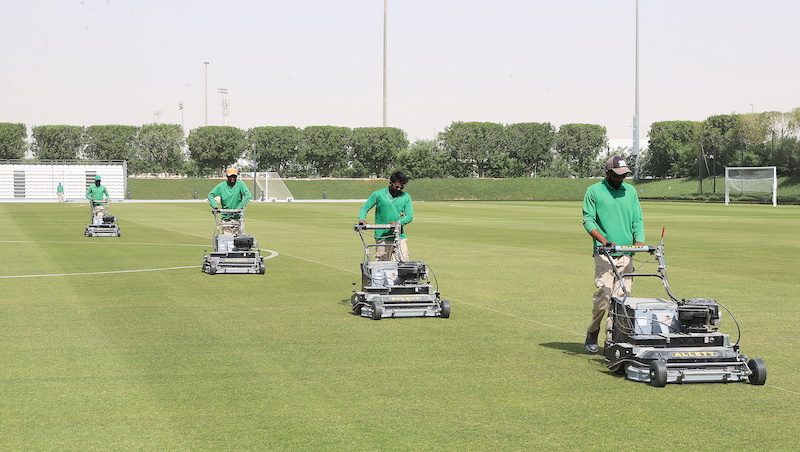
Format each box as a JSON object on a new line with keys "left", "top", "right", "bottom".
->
{"left": 1, "top": 201, "right": 799, "bottom": 449}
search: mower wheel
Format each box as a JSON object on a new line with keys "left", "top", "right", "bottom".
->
{"left": 208, "top": 263, "right": 217, "bottom": 275}
{"left": 351, "top": 294, "right": 363, "bottom": 315}
{"left": 440, "top": 300, "right": 451, "bottom": 318}
{"left": 747, "top": 358, "right": 767, "bottom": 385}
{"left": 648, "top": 361, "right": 668, "bottom": 387}
{"left": 258, "top": 261, "right": 266, "bottom": 275}
{"left": 371, "top": 301, "right": 384, "bottom": 320}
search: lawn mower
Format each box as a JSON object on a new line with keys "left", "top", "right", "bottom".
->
{"left": 600, "top": 233, "right": 766, "bottom": 387}
{"left": 350, "top": 223, "right": 450, "bottom": 319}
{"left": 84, "top": 200, "right": 121, "bottom": 237}
{"left": 202, "top": 208, "right": 265, "bottom": 275}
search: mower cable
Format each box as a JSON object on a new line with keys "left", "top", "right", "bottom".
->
{"left": 716, "top": 300, "right": 742, "bottom": 347}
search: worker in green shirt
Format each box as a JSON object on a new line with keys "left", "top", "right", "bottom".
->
{"left": 208, "top": 167, "right": 252, "bottom": 235}
{"left": 582, "top": 156, "right": 645, "bottom": 353}
{"left": 86, "top": 175, "right": 110, "bottom": 224}
{"left": 56, "top": 182, "right": 65, "bottom": 203}
{"left": 357, "top": 171, "right": 413, "bottom": 262}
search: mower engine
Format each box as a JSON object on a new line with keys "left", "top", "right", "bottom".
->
{"left": 678, "top": 298, "right": 720, "bottom": 333}
{"left": 234, "top": 235, "right": 255, "bottom": 251}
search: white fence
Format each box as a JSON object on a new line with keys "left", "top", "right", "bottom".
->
{"left": 0, "top": 161, "right": 127, "bottom": 200}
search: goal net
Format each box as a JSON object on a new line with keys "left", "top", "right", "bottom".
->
{"left": 254, "top": 172, "right": 294, "bottom": 202}
{"left": 724, "top": 166, "right": 777, "bottom": 206}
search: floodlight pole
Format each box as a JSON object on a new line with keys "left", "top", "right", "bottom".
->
{"left": 382, "top": 0, "right": 388, "bottom": 127}
{"left": 632, "top": 0, "right": 641, "bottom": 180}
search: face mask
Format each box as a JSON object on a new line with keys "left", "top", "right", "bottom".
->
{"left": 389, "top": 183, "right": 404, "bottom": 197}
{"left": 95, "top": 180, "right": 101, "bottom": 187}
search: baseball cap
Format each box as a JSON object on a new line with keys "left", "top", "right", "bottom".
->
{"left": 605, "top": 156, "right": 631, "bottom": 175}
{"left": 225, "top": 167, "right": 239, "bottom": 176}
{"left": 94, "top": 175, "right": 102, "bottom": 181}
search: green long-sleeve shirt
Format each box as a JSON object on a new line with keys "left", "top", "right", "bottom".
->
{"left": 86, "top": 184, "right": 109, "bottom": 205}
{"left": 582, "top": 179, "right": 645, "bottom": 253}
{"left": 208, "top": 181, "right": 252, "bottom": 210}
{"left": 358, "top": 187, "right": 414, "bottom": 240}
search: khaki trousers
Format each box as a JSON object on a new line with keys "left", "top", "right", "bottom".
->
{"left": 375, "top": 238, "right": 409, "bottom": 262}
{"left": 220, "top": 219, "right": 241, "bottom": 236}
{"left": 588, "top": 253, "right": 633, "bottom": 343}
{"left": 92, "top": 205, "right": 106, "bottom": 225}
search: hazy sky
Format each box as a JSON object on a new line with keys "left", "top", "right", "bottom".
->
{"left": 2, "top": 0, "right": 798, "bottom": 144}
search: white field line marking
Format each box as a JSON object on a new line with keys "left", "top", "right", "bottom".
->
{"left": 765, "top": 384, "right": 800, "bottom": 395}
{"left": 0, "top": 237, "right": 280, "bottom": 278}
{"left": 449, "top": 297, "right": 584, "bottom": 337}
{"left": 0, "top": 266, "right": 201, "bottom": 279}
{"left": 0, "top": 251, "right": 279, "bottom": 279}
{"left": 0, "top": 240, "right": 207, "bottom": 247}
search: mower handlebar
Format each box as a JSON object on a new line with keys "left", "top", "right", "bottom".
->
{"left": 354, "top": 223, "right": 399, "bottom": 232}
{"left": 596, "top": 244, "right": 657, "bottom": 254}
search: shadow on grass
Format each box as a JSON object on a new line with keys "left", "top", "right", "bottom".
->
{"left": 539, "top": 341, "right": 587, "bottom": 356}
{"left": 540, "top": 342, "right": 623, "bottom": 379}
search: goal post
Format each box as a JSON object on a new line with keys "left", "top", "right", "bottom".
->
{"left": 724, "top": 166, "right": 777, "bottom": 206}
{"left": 254, "top": 172, "right": 294, "bottom": 202}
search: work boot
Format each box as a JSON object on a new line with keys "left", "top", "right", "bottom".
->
{"left": 585, "top": 330, "right": 599, "bottom": 354}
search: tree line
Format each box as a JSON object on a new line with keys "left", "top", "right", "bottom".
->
{"left": 642, "top": 108, "right": 800, "bottom": 178}
{"left": 0, "top": 121, "right": 609, "bottom": 178}
{"left": 4, "top": 109, "right": 796, "bottom": 179}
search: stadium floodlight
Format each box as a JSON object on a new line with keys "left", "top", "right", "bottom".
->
{"left": 724, "top": 166, "right": 777, "bottom": 206}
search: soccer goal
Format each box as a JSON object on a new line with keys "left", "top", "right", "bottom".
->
{"left": 724, "top": 166, "right": 777, "bottom": 206}
{"left": 254, "top": 172, "right": 294, "bottom": 202}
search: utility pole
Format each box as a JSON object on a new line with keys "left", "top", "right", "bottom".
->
{"left": 252, "top": 143, "right": 258, "bottom": 200}
{"left": 178, "top": 101, "right": 184, "bottom": 132}
{"left": 218, "top": 88, "right": 229, "bottom": 126}
{"left": 153, "top": 110, "right": 163, "bottom": 124}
